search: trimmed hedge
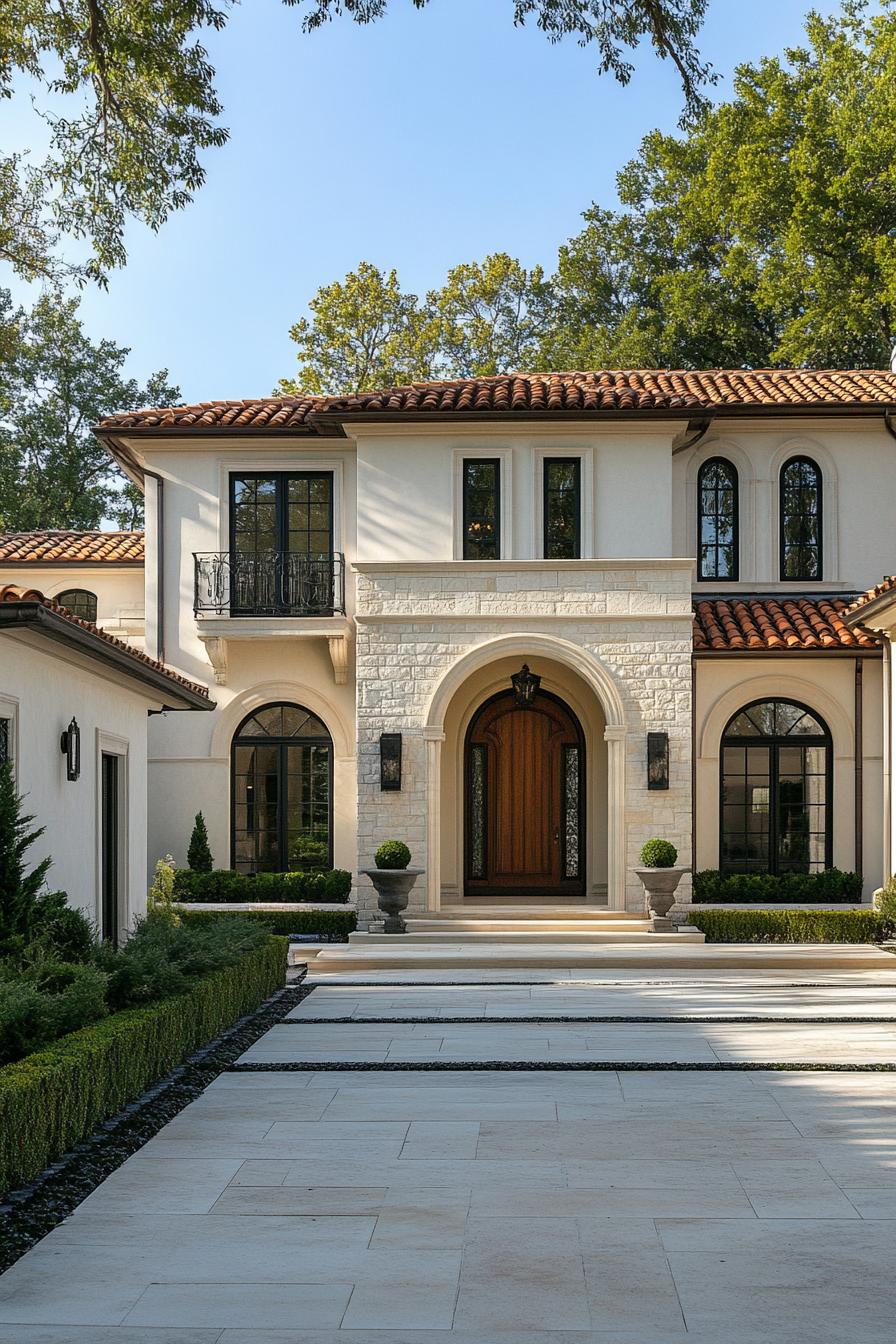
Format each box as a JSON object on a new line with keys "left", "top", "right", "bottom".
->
{"left": 687, "top": 909, "right": 893, "bottom": 944}
{"left": 692, "top": 868, "right": 863, "bottom": 904}
{"left": 0, "top": 936, "right": 287, "bottom": 1195}
{"left": 172, "top": 868, "right": 352, "bottom": 904}
{"left": 177, "top": 908, "right": 357, "bottom": 941}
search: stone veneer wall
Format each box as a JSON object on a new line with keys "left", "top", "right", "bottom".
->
{"left": 353, "top": 562, "right": 694, "bottom": 926}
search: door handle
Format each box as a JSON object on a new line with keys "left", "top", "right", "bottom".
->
{"left": 553, "top": 828, "right": 560, "bottom": 844}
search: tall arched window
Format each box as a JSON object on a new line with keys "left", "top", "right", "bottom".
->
{"left": 780, "top": 456, "right": 822, "bottom": 580}
{"left": 720, "top": 699, "right": 831, "bottom": 876}
{"left": 231, "top": 703, "right": 332, "bottom": 874}
{"left": 698, "top": 458, "right": 738, "bottom": 581}
{"left": 57, "top": 588, "right": 97, "bottom": 623}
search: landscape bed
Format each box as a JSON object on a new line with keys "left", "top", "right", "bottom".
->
{"left": 177, "top": 907, "right": 357, "bottom": 941}
{"left": 687, "top": 908, "right": 894, "bottom": 944}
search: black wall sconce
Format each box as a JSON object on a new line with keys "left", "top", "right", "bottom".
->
{"left": 647, "top": 731, "right": 669, "bottom": 790}
{"left": 60, "top": 716, "right": 81, "bottom": 782}
{"left": 511, "top": 663, "right": 541, "bottom": 709}
{"left": 379, "top": 732, "right": 402, "bottom": 790}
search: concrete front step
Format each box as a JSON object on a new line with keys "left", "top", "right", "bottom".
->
{"left": 404, "top": 919, "right": 651, "bottom": 935}
{"left": 430, "top": 905, "right": 641, "bottom": 921}
{"left": 351, "top": 929, "right": 687, "bottom": 946}
{"left": 310, "top": 942, "right": 896, "bottom": 974}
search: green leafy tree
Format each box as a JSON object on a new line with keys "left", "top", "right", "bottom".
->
{"left": 288, "top": 1, "right": 713, "bottom": 112}
{"left": 546, "top": 0, "right": 896, "bottom": 369}
{"left": 430, "top": 254, "right": 554, "bottom": 378}
{"left": 276, "top": 262, "right": 439, "bottom": 395}
{"left": 0, "top": 291, "right": 179, "bottom": 529}
{"left": 187, "top": 813, "right": 213, "bottom": 873}
{"left": 0, "top": 760, "right": 51, "bottom": 954}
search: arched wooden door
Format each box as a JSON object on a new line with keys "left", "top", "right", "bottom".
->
{"left": 465, "top": 688, "right": 585, "bottom": 897}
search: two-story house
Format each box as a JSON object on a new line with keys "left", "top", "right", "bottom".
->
{"left": 85, "top": 369, "right": 896, "bottom": 926}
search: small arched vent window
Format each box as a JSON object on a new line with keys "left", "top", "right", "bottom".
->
{"left": 697, "top": 458, "right": 738, "bottom": 581}
{"left": 780, "top": 456, "right": 822, "bottom": 580}
{"left": 57, "top": 589, "right": 97, "bottom": 623}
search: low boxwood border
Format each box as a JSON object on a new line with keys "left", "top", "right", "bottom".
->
{"left": 692, "top": 869, "right": 863, "bottom": 904}
{"left": 686, "top": 908, "right": 894, "bottom": 944}
{"left": 173, "top": 868, "right": 352, "bottom": 903}
{"left": 176, "top": 908, "right": 356, "bottom": 941}
{"left": 0, "top": 936, "right": 288, "bottom": 1195}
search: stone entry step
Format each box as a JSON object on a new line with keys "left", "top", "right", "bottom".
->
{"left": 405, "top": 919, "right": 652, "bottom": 935}
{"left": 423, "top": 905, "right": 643, "bottom": 922}
{"left": 310, "top": 942, "right": 895, "bottom": 973}
{"left": 352, "top": 928, "right": 694, "bottom": 946}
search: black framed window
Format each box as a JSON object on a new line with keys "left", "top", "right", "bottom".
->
{"left": 780, "top": 456, "right": 822, "bottom": 580}
{"left": 720, "top": 699, "right": 831, "bottom": 876}
{"left": 229, "top": 472, "right": 334, "bottom": 614}
{"left": 57, "top": 589, "right": 97, "bottom": 623}
{"left": 543, "top": 458, "right": 581, "bottom": 559}
{"left": 232, "top": 703, "right": 332, "bottom": 874}
{"left": 698, "top": 458, "right": 738, "bottom": 581}
{"left": 0, "top": 717, "right": 10, "bottom": 769}
{"left": 462, "top": 459, "right": 501, "bottom": 559}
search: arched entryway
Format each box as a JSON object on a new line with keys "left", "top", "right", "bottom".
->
{"left": 464, "top": 686, "right": 585, "bottom": 897}
{"left": 231, "top": 702, "right": 333, "bottom": 873}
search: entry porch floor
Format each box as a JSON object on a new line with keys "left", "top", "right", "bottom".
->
{"left": 2, "top": 966, "right": 896, "bottom": 1341}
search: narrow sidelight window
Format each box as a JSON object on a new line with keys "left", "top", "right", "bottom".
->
{"left": 697, "top": 458, "right": 738, "bottom": 581}
{"left": 0, "top": 717, "right": 10, "bottom": 769}
{"left": 544, "top": 458, "right": 581, "bottom": 559}
{"left": 57, "top": 589, "right": 97, "bottom": 623}
{"left": 462, "top": 459, "right": 501, "bottom": 559}
{"left": 780, "top": 456, "right": 822, "bottom": 580}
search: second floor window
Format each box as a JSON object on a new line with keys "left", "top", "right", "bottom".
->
{"left": 780, "top": 456, "right": 822, "bottom": 580}
{"left": 543, "top": 458, "right": 581, "bottom": 559}
{"left": 57, "top": 588, "right": 98, "bottom": 623}
{"left": 231, "top": 473, "right": 333, "bottom": 560}
{"left": 698, "top": 458, "right": 738, "bottom": 581}
{"left": 462, "top": 459, "right": 500, "bottom": 559}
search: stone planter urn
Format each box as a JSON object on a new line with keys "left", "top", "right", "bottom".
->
{"left": 361, "top": 867, "right": 425, "bottom": 934}
{"left": 632, "top": 866, "right": 690, "bottom": 932}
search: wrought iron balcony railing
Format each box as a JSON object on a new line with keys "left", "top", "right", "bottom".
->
{"left": 193, "top": 551, "right": 346, "bottom": 617}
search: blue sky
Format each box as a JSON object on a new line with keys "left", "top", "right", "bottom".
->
{"left": 8, "top": 0, "right": 819, "bottom": 403}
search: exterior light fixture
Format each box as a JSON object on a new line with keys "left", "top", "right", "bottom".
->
{"left": 511, "top": 663, "right": 541, "bottom": 709}
{"left": 60, "top": 717, "right": 81, "bottom": 782}
{"left": 379, "top": 732, "right": 402, "bottom": 790}
{"left": 647, "top": 731, "right": 669, "bottom": 791}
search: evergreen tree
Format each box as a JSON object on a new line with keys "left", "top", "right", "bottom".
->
{"left": 187, "top": 812, "right": 213, "bottom": 873}
{"left": 0, "top": 761, "right": 51, "bottom": 952}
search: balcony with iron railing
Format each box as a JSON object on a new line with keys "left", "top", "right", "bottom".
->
{"left": 193, "top": 551, "right": 346, "bottom": 618}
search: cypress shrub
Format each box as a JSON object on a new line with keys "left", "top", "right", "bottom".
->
{"left": 186, "top": 813, "right": 213, "bottom": 873}
{"left": 687, "top": 908, "right": 892, "bottom": 944}
{"left": 0, "top": 936, "right": 286, "bottom": 1195}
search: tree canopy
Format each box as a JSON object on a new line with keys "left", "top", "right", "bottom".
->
{"left": 0, "top": 291, "right": 178, "bottom": 530}
{"left": 279, "top": 0, "right": 896, "bottom": 392}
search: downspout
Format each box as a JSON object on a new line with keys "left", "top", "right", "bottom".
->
{"left": 884, "top": 642, "right": 892, "bottom": 882}
{"left": 884, "top": 409, "right": 896, "bottom": 443}
{"left": 142, "top": 468, "right": 165, "bottom": 664}
{"left": 854, "top": 657, "right": 863, "bottom": 881}
{"left": 672, "top": 416, "right": 714, "bottom": 455}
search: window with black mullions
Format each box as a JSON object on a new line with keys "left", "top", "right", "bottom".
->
{"left": 229, "top": 472, "right": 333, "bottom": 612}
{"left": 462, "top": 459, "right": 501, "bottom": 559}
{"left": 780, "top": 456, "right": 822, "bottom": 580}
{"left": 697, "top": 458, "right": 738, "bottom": 581}
{"left": 544, "top": 458, "right": 581, "bottom": 559}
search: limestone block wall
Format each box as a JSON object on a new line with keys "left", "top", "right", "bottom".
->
{"left": 353, "top": 561, "right": 694, "bottom": 924}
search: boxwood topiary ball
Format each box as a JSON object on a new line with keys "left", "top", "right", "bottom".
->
{"left": 639, "top": 838, "right": 678, "bottom": 868}
{"left": 374, "top": 840, "right": 412, "bottom": 870}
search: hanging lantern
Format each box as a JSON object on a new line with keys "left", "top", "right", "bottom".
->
{"left": 511, "top": 663, "right": 541, "bottom": 709}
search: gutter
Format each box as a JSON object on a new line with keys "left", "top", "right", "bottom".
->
{"left": 0, "top": 603, "right": 212, "bottom": 711}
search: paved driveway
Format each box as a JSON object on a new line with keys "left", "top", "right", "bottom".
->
{"left": 1, "top": 972, "right": 896, "bottom": 1342}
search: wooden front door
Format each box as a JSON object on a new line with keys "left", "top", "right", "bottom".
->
{"left": 465, "top": 689, "right": 584, "bottom": 896}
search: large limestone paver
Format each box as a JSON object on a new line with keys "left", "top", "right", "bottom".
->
{"left": 1, "top": 979, "right": 896, "bottom": 1340}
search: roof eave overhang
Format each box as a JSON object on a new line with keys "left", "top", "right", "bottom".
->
{"left": 692, "top": 646, "right": 882, "bottom": 658}
{"left": 0, "top": 604, "right": 214, "bottom": 710}
{"left": 842, "top": 592, "right": 896, "bottom": 631}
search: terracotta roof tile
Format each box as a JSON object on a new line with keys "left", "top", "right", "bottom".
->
{"left": 844, "top": 576, "right": 896, "bottom": 619}
{"left": 0, "top": 584, "right": 212, "bottom": 703}
{"left": 0, "top": 531, "right": 144, "bottom": 563}
{"left": 693, "top": 597, "right": 881, "bottom": 653}
{"left": 94, "top": 369, "right": 896, "bottom": 434}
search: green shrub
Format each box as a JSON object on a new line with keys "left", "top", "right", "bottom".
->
{"left": 639, "top": 839, "right": 678, "bottom": 868}
{"left": 687, "top": 908, "right": 892, "bottom": 944}
{"left": 29, "top": 891, "right": 95, "bottom": 962}
{"left": 288, "top": 836, "right": 329, "bottom": 871}
{"left": 187, "top": 812, "right": 213, "bottom": 873}
{"left": 0, "top": 759, "right": 52, "bottom": 956}
{"left": 177, "top": 907, "right": 357, "bottom": 941}
{"left": 0, "top": 936, "right": 287, "bottom": 1195}
{"left": 876, "top": 876, "right": 896, "bottom": 920}
{"left": 692, "top": 868, "right": 863, "bottom": 904}
{"left": 171, "top": 867, "right": 352, "bottom": 904}
{"left": 374, "top": 840, "right": 411, "bottom": 870}
{"left": 0, "top": 961, "right": 109, "bottom": 1065}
